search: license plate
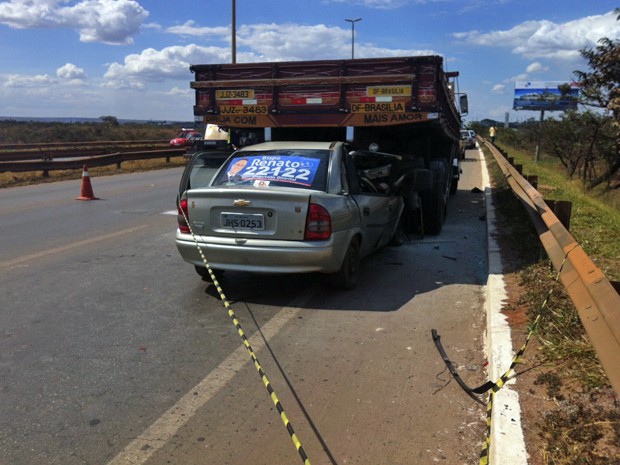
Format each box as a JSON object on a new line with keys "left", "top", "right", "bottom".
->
{"left": 221, "top": 212, "right": 265, "bottom": 230}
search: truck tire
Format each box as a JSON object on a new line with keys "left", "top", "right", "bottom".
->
{"left": 329, "top": 238, "right": 361, "bottom": 290}
{"left": 449, "top": 177, "right": 458, "bottom": 195}
{"left": 421, "top": 160, "right": 448, "bottom": 235}
{"left": 411, "top": 168, "right": 433, "bottom": 191}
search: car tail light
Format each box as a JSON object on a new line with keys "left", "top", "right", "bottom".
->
{"left": 177, "top": 198, "right": 190, "bottom": 234}
{"left": 305, "top": 203, "right": 331, "bottom": 240}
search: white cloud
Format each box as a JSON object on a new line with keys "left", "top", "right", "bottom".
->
{"left": 0, "top": 0, "right": 148, "bottom": 45}
{"left": 167, "top": 86, "right": 191, "bottom": 96}
{"left": 166, "top": 20, "right": 229, "bottom": 37}
{"left": 103, "top": 45, "right": 231, "bottom": 88}
{"left": 102, "top": 22, "right": 436, "bottom": 90}
{"left": 492, "top": 84, "right": 506, "bottom": 94}
{"left": 454, "top": 10, "right": 620, "bottom": 61}
{"left": 3, "top": 73, "right": 57, "bottom": 87}
{"left": 525, "top": 62, "right": 548, "bottom": 74}
{"left": 56, "top": 63, "right": 86, "bottom": 80}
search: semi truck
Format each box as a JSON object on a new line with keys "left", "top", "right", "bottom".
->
{"left": 188, "top": 55, "right": 467, "bottom": 234}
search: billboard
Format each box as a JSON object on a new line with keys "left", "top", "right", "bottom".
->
{"left": 513, "top": 81, "right": 580, "bottom": 111}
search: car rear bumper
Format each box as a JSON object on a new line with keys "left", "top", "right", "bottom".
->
{"left": 175, "top": 230, "right": 350, "bottom": 274}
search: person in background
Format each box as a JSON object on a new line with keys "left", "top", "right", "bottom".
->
{"left": 489, "top": 126, "right": 497, "bottom": 144}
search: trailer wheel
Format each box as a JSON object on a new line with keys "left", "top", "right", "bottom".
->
{"left": 421, "top": 160, "right": 448, "bottom": 235}
{"left": 449, "top": 177, "right": 458, "bottom": 195}
{"left": 330, "top": 238, "right": 361, "bottom": 290}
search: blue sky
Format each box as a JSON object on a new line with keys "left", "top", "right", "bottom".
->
{"left": 0, "top": 0, "right": 618, "bottom": 124}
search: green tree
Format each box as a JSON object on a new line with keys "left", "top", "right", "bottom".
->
{"left": 100, "top": 115, "right": 119, "bottom": 126}
{"left": 543, "top": 111, "right": 614, "bottom": 184}
{"left": 573, "top": 8, "right": 620, "bottom": 188}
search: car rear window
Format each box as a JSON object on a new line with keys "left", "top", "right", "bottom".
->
{"left": 212, "top": 149, "right": 330, "bottom": 191}
{"left": 188, "top": 153, "right": 229, "bottom": 189}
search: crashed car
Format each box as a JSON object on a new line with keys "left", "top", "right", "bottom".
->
{"left": 175, "top": 141, "right": 412, "bottom": 289}
{"left": 170, "top": 129, "right": 202, "bottom": 147}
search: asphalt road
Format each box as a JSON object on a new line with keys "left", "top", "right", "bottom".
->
{"left": 0, "top": 149, "right": 489, "bottom": 465}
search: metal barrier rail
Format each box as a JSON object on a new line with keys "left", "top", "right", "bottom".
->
{"left": 0, "top": 148, "right": 187, "bottom": 173}
{"left": 0, "top": 139, "right": 168, "bottom": 151}
{"left": 0, "top": 141, "right": 171, "bottom": 162}
{"left": 483, "top": 139, "right": 620, "bottom": 396}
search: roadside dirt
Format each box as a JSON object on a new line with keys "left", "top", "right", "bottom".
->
{"left": 490, "top": 185, "right": 620, "bottom": 465}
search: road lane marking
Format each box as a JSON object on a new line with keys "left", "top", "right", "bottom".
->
{"left": 105, "top": 299, "right": 313, "bottom": 465}
{"left": 0, "top": 225, "right": 150, "bottom": 268}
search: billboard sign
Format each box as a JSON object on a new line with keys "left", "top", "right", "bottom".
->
{"left": 513, "top": 81, "right": 580, "bottom": 111}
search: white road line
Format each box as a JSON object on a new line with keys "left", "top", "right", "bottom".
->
{"left": 106, "top": 290, "right": 317, "bottom": 465}
{"left": 0, "top": 225, "right": 150, "bottom": 268}
{"left": 480, "top": 146, "right": 528, "bottom": 465}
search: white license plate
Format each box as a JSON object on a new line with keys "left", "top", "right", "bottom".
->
{"left": 221, "top": 212, "right": 265, "bottom": 230}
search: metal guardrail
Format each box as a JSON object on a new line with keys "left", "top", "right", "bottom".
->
{"left": 0, "top": 139, "right": 168, "bottom": 151}
{"left": 0, "top": 147, "right": 186, "bottom": 173}
{"left": 483, "top": 138, "right": 620, "bottom": 396}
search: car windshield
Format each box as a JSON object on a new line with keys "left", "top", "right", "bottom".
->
{"left": 211, "top": 149, "right": 330, "bottom": 191}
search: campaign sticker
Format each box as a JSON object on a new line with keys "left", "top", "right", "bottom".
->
{"left": 225, "top": 155, "right": 321, "bottom": 187}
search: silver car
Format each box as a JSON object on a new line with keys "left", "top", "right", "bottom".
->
{"left": 175, "top": 141, "right": 408, "bottom": 289}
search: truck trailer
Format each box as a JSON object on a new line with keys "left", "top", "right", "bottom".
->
{"left": 188, "top": 55, "right": 467, "bottom": 235}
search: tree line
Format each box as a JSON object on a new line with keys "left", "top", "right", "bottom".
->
{"left": 0, "top": 116, "right": 179, "bottom": 145}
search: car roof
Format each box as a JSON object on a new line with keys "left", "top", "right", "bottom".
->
{"left": 236, "top": 141, "right": 340, "bottom": 152}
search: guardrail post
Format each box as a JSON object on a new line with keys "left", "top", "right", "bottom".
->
{"left": 544, "top": 199, "right": 572, "bottom": 230}
{"left": 526, "top": 175, "right": 538, "bottom": 190}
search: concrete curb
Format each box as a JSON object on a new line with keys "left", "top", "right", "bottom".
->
{"left": 480, "top": 147, "right": 529, "bottom": 465}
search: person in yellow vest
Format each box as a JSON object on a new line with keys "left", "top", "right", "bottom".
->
{"left": 489, "top": 126, "right": 497, "bottom": 144}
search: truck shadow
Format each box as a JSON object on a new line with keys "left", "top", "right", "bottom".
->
{"left": 203, "top": 236, "right": 487, "bottom": 313}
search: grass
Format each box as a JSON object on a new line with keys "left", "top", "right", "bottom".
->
{"left": 493, "top": 143, "right": 620, "bottom": 281}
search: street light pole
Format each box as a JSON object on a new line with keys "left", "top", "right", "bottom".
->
{"left": 232, "top": 0, "right": 236, "bottom": 64}
{"left": 345, "top": 18, "right": 361, "bottom": 59}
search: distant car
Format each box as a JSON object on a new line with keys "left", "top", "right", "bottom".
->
{"left": 460, "top": 130, "right": 476, "bottom": 150}
{"left": 175, "top": 141, "right": 410, "bottom": 289}
{"left": 170, "top": 129, "right": 202, "bottom": 147}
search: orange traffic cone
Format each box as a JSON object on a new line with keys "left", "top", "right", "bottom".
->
{"left": 75, "top": 165, "right": 99, "bottom": 200}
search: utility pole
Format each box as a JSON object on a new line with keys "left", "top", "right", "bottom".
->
{"left": 232, "top": 0, "right": 237, "bottom": 63}
{"left": 345, "top": 18, "right": 361, "bottom": 59}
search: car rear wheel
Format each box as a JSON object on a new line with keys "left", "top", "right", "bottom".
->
{"left": 329, "top": 238, "right": 361, "bottom": 290}
{"left": 194, "top": 265, "right": 225, "bottom": 283}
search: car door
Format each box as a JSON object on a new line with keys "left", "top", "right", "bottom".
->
{"left": 346, "top": 151, "right": 402, "bottom": 256}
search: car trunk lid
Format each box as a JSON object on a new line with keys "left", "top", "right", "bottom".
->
{"left": 186, "top": 187, "right": 313, "bottom": 241}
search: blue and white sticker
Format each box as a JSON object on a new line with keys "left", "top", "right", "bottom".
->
{"left": 226, "top": 155, "right": 320, "bottom": 187}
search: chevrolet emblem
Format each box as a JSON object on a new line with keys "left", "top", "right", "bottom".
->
{"left": 233, "top": 199, "right": 251, "bottom": 207}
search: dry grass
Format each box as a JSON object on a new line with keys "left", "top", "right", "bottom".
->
{"left": 0, "top": 156, "right": 188, "bottom": 189}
